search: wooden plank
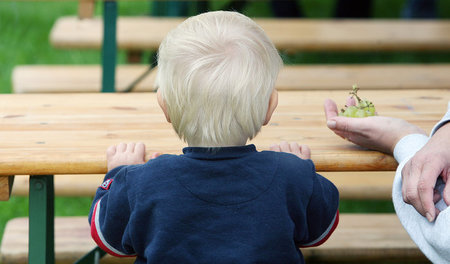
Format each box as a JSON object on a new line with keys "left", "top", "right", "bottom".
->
{"left": 0, "top": 217, "right": 134, "bottom": 264}
{"left": 78, "top": 0, "right": 95, "bottom": 19}
{"left": 0, "top": 90, "right": 448, "bottom": 175}
{"left": 0, "top": 176, "right": 14, "bottom": 201}
{"left": 10, "top": 172, "right": 394, "bottom": 199}
{"left": 11, "top": 175, "right": 103, "bottom": 197}
{"left": 302, "top": 214, "right": 426, "bottom": 262}
{"left": 50, "top": 17, "right": 450, "bottom": 51}
{"left": 322, "top": 171, "right": 394, "bottom": 200}
{"left": 0, "top": 214, "right": 425, "bottom": 263}
{"left": 12, "top": 64, "right": 450, "bottom": 93}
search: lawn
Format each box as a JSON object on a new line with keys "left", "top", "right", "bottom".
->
{"left": 0, "top": 0, "right": 449, "bottom": 262}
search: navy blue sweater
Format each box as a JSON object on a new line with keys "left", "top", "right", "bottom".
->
{"left": 89, "top": 145, "right": 339, "bottom": 263}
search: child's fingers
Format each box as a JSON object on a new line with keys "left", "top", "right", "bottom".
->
{"left": 299, "top": 145, "right": 311, "bottom": 160}
{"left": 106, "top": 145, "right": 117, "bottom": 156}
{"left": 117, "top": 142, "right": 127, "bottom": 153}
{"left": 151, "top": 152, "right": 161, "bottom": 159}
{"left": 127, "top": 142, "right": 136, "bottom": 153}
{"left": 279, "top": 141, "right": 290, "bottom": 153}
{"left": 135, "top": 142, "right": 146, "bottom": 157}
{"left": 270, "top": 144, "right": 281, "bottom": 152}
{"left": 289, "top": 142, "right": 301, "bottom": 156}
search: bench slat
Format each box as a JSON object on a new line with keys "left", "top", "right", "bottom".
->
{"left": 10, "top": 172, "right": 394, "bottom": 200}
{"left": 13, "top": 64, "right": 450, "bottom": 93}
{"left": 50, "top": 17, "right": 450, "bottom": 51}
{"left": 0, "top": 176, "right": 14, "bottom": 201}
{"left": 0, "top": 214, "right": 425, "bottom": 263}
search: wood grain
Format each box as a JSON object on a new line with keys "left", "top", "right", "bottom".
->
{"left": 0, "top": 176, "right": 13, "bottom": 201}
{"left": 0, "top": 90, "right": 448, "bottom": 175}
{"left": 0, "top": 214, "right": 425, "bottom": 263}
{"left": 50, "top": 17, "right": 450, "bottom": 51}
{"left": 10, "top": 172, "right": 394, "bottom": 200}
{"left": 13, "top": 64, "right": 450, "bottom": 93}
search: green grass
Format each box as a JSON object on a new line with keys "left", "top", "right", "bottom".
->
{"left": 0, "top": 0, "right": 449, "bottom": 262}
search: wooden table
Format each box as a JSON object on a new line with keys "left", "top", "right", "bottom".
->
{"left": 0, "top": 90, "right": 448, "bottom": 263}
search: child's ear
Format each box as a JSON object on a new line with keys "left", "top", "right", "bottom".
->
{"left": 263, "top": 89, "right": 278, "bottom": 126}
{"left": 157, "top": 90, "right": 171, "bottom": 123}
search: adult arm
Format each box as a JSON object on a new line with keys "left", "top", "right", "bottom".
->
{"left": 400, "top": 102, "right": 450, "bottom": 222}
{"left": 392, "top": 133, "right": 450, "bottom": 263}
{"left": 323, "top": 99, "right": 426, "bottom": 154}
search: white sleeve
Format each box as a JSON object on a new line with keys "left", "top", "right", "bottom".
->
{"left": 392, "top": 158, "right": 450, "bottom": 263}
{"left": 430, "top": 101, "right": 450, "bottom": 136}
{"left": 391, "top": 103, "right": 450, "bottom": 263}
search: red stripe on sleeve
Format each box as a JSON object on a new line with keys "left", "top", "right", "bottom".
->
{"left": 90, "top": 199, "right": 136, "bottom": 258}
{"left": 300, "top": 210, "right": 339, "bottom": 248}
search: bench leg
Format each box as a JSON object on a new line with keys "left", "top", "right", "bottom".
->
{"left": 29, "top": 175, "right": 55, "bottom": 264}
{"left": 75, "top": 246, "right": 107, "bottom": 264}
{"left": 102, "top": 0, "right": 117, "bottom": 93}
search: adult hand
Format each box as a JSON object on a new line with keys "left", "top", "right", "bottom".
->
{"left": 106, "top": 142, "right": 160, "bottom": 171}
{"left": 324, "top": 98, "right": 425, "bottom": 154}
{"left": 401, "top": 122, "right": 450, "bottom": 222}
{"left": 270, "top": 141, "right": 311, "bottom": 160}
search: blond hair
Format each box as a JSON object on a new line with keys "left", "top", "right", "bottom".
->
{"left": 156, "top": 11, "right": 282, "bottom": 147}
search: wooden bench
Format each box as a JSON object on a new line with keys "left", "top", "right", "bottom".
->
{"left": 50, "top": 17, "right": 450, "bottom": 52}
{"left": 12, "top": 64, "right": 450, "bottom": 93}
{"left": 10, "top": 171, "right": 394, "bottom": 200}
{"left": 0, "top": 176, "right": 14, "bottom": 201}
{"left": 0, "top": 214, "right": 427, "bottom": 264}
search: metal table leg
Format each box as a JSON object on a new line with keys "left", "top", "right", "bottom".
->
{"left": 102, "top": 0, "right": 117, "bottom": 93}
{"left": 29, "top": 175, "right": 55, "bottom": 264}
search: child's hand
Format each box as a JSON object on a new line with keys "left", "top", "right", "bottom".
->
{"left": 270, "top": 141, "right": 311, "bottom": 160}
{"left": 106, "top": 142, "right": 160, "bottom": 171}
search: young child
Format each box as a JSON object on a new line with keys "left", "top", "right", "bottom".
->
{"left": 89, "top": 11, "right": 339, "bottom": 263}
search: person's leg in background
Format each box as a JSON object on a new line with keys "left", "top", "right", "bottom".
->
{"left": 335, "top": 0, "right": 373, "bottom": 18}
{"left": 271, "top": 0, "right": 303, "bottom": 17}
{"left": 402, "top": 0, "right": 437, "bottom": 19}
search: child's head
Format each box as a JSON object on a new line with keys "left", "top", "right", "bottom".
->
{"left": 156, "top": 11, "right": 283, "bottom": 147}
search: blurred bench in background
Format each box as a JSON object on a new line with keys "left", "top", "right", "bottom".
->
{"left": 13, "top": 64, "right": 450, "bottom": 93}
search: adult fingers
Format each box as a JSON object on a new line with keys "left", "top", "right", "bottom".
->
{"left": 418, "top": 164, "right": 442, "bottom": 222}
{"left": 443, "top": 170, "right": 450, "bottom": 206}
{"left": 402, "top": 160, "right": 426, "bottom": 216}
{"left": 323, "top": 99, "right": 339, "bottom": 121}
{"left": 331, "top": 116, "right": 365, "bottom": 134}
{"left": 346, "top": 96, "right": 356, "bottom": 107}
{"left": 433, "top": 189, "right": 442, "bottom": 204}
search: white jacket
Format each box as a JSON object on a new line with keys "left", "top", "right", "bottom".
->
{"left": 392, "top": 102, "right": 450, "bottom": 264}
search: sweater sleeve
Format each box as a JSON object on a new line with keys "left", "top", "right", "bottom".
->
{"left": 391, "top": 103, "right": 450, "bottom": 263}
{"left": 88, "top": 166, "right": 136, "bottom": 257}
{"left": 430, "top": 101, "right": 450, "bottom": 136}
{"left": 298, "top": 167, "right": 339, "bottom": 248}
